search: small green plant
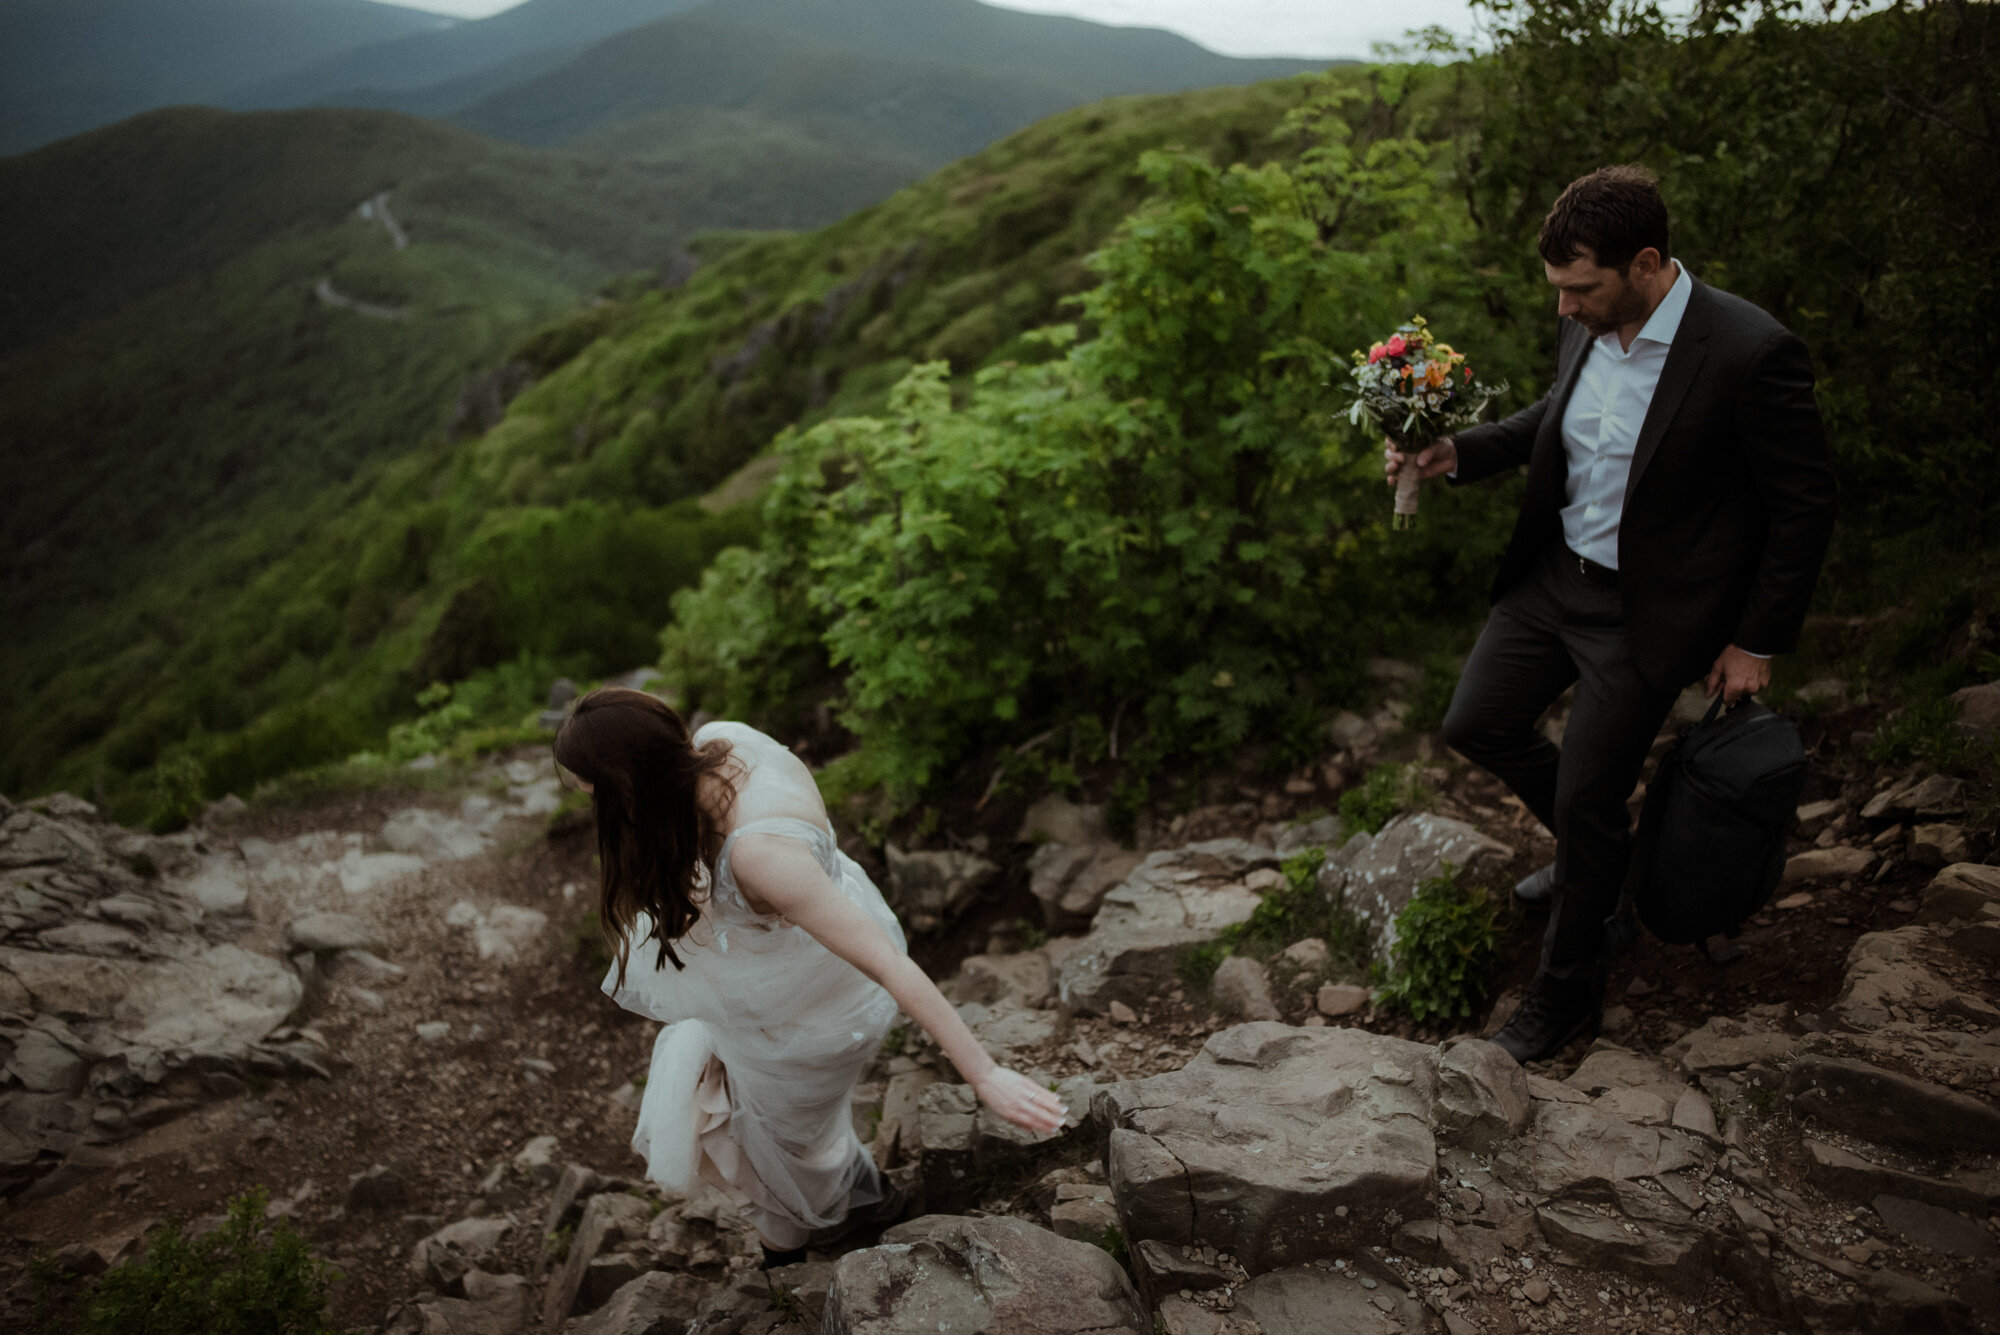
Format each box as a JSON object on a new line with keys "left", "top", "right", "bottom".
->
{"left": 546, "top": 1223, "right": 574, "bottom": 1262}
{"left": 63, "top": 1187, "right": 339, "bottom": 1335}
{"left": 1092, "top": 1223, "right": 1130, "bottom": 1270}
{"left": 146, "top": 748, "right": 208, "bottom": 834}
{"left": 1374, "top": 865, "right": 1503, "bottom": 1024}
{"left": 1376, "top": 867, "right": 1504, "bottom": 1023}
{"left": 1338, "top": 762, "right": 1432, "bottom": 838}
{"left": 1869, "top": 695, "right": 1975, "bottom": 770}
{"left": 879, "top": 1025, "right": 909, "bottom": 1058}
{"left": 767, "top": 1281, "right": 807, "bottom": 1318}
{"left": 1013, "top": 916, "right": 1050, "bottom": 950}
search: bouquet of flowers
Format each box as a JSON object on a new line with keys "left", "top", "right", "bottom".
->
{"left": 1342, "top": 316, "right": 1506, "bottom": 530}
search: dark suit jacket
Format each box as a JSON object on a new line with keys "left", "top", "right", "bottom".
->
{"left": 1451, "top": 278, "right": 1838, "bottom": 693}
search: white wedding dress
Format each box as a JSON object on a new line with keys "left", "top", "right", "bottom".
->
{"left": 600, "top": 722, "right": 905, "bottom": 1248}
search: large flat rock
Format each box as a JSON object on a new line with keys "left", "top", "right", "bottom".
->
{"left": 824, "top": 1214, "right": 1145, "bottom": 1335}
{"left": 1093, "top": 1023, "right": 1438, "bottom": 1275}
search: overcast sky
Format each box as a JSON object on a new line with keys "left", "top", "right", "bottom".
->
{"left": 383, "top": 0, "right": 1482, "bottom": 61}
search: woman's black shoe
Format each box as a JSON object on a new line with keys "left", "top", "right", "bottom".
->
{"left": 1492, "top": 973, "right": 1600, "bottom": 1063}
{"left": 760, "top": 1244, "right": 809, "bottom": 1270}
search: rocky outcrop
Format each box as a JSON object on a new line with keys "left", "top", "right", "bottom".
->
{"left": 0, "top": 762, "right": 568, "bottom": 1200}
{"left": 1056, "top": 839, "right": 1277, "bottom": 1016}
{"left": 914, "top": 1072, "right": 1105, "bottom": 1214}
{"left": 883, "top": 845, "right": 998, "bottom": 934}
{"left": 1094, "top": 1023, "right": 1440, "bottom": 1274}
{"left": 1316, "top": 814, "right": 1513, "bottom": 958}
{"left": 824, "top": 1214, "right": 1147, "bottom": 1335}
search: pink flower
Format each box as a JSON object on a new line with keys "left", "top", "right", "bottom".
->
{"left": 1368, "top": 342, "right": 1386, "bottom": 364}
{"left": 1384, "top": 334, "right": 1407, "bottom": 357}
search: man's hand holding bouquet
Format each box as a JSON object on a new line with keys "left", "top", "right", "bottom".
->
{"left": 1343, "top": 316, "right": 1505, "bottom": 530}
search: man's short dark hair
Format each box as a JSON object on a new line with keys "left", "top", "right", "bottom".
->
{"left": 1538, "top": 165, "right": 1670, "bottom": 273}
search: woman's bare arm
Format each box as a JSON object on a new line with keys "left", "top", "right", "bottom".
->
{"left": 730, "top": 835, "right": 1066, "bottom": 1135}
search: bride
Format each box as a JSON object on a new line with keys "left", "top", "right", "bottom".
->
{"left": 552, "top": 687, "right": 1065, "bottom": 1267}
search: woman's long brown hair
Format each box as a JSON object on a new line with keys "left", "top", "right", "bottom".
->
{"left": 553, "top": 688, "right": 735, "bottom": 989}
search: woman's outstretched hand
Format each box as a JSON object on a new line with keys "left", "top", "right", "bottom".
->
{"left": 972, "top": 1066, "right": 1068, "bottom": 1136}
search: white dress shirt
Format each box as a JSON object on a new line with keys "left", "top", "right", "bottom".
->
{"left": 1558, "top": 261, "right": 1692, "bottom": 570}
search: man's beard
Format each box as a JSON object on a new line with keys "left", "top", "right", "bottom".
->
{"left": 1581, "top": 277, "right": 1650, "bottom": 337}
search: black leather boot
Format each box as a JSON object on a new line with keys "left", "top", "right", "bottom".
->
{"left": 1514, "top": 862, "right": 1557, "bottom": 907}
{"left": 1492, "top": 971, "right": 1601, "bottom": 1064}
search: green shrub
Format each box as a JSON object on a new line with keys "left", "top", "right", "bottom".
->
{"left": 145, "top": 749, "right": 209, "bottom": 834}
{"left": 1338, "top": 762, "right": 1432, "bottom": 838}
{"left": 65, "top": 1187, "right": 339, "bottom": 1335}
{"left": 660, "top": 75, "right": 1519, "bottom": 804}
{"left": 1374, "top": 865, "right": 1503, "bottom": 1025}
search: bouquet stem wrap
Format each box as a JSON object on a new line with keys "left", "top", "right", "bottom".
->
{"left": 1393, "top": 453, "right": 1422, "bottom": 530}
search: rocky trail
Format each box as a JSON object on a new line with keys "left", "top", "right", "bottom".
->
{"left": 3, "top": 669, "right": 1998, "bottom": 1334}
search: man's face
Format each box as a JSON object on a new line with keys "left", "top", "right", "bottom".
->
{"left": 1544, "top": 247, "right": 1653, "bottom": 337}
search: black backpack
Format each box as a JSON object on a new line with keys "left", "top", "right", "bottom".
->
{"left": 1627, "top": 696, "right": 1808, "bottom": 960}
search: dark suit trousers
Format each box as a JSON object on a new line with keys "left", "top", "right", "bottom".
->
{"left": 1443, "top": 543, "right": 1681, "bottom": 979}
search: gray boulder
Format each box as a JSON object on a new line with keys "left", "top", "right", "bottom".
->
{"left": 883, "top": 846, "right": 998, "bottom": 933}
{"left": 915, "top": 1074, "right": 1102, "bottom": 1214}
{"left": 410, "top": 1217, "right": 512, "bottom": 1295}
{"left": 1094, "top": 1023, "right": 1438, "bottom": 1275}
{"left": 1493, "top": 1100, "right": 1709, "bottom": 1201}
{"left": 1016, "top": 796, "right": 1111, "bottom": 847}
{"left": 389, "top": 1271, "right": 530, "bottom": 1335}
{"left": 1319, "top": 814, "right": 1512, "bottom": 959}
{"left": 823, "top": 1214, "right": 1145, "bottom": 1335}
{"left": 1210, "top": 955, "right": 1279, "bottom": 1021}
{"left": 1026, "top": 843, "right": 1146, "bottom": 930}
{"left": 1429, "top": 1038, "right": 1531, "bottom": 1152}
{"left": 544, "top": 1192, "right": 652, "bottom": 1324}
{"left": 284, "top": 911, "right": 384, "bottom": 955}
{"left": 1056, "top": 840, "right": 1277, "bottom": 1016}
{"left": 1785, "top": 1055, "right": 2000, "bottom": 1153}
{"left": 685, "top": 1261, "right": 829, "bottom": 1334}
{"left": 1916, "top": 861, "right": 2000, "bottom": 924}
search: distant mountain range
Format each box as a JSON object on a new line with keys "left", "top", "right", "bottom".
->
{"left": 4, "top": 0, "right": 1335, "bottom": 157}
{"left": 0, "top": 0, "right": 451, "bottom": 155}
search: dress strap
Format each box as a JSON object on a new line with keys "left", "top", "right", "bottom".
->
{"left": 714, "top": 817, "right": 838, "bottom": 907}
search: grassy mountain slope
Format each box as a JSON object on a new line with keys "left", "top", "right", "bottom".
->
{"left": 0, "top": 0, "right": 450, "bottom": 154}
{"left": 0, "top": 102, "right": 917, "bottom": 626}
{"left": 0, "top": 76, "right": 1335, "bottom": 817}
{"left": 224, "top": 0, "right": 708, "bottom": 110}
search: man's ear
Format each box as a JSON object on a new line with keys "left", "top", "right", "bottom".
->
{"left": 1629, "top": 247, "right": 1664, "bottom": 281}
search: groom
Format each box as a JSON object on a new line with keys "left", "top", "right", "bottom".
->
{"left": 1385, "top": 165, "right": 1837, "bottom": 1063}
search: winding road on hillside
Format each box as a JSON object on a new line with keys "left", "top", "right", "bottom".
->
{"left": 312, "top": 192, "right": 412, "bottom": 320}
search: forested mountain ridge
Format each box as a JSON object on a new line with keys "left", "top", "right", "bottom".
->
{"left": 0, "top": 78, "right": 1339, "bottom": 819}
{"left": 0, "top": 0, "right": 450, "bottom": 154}
{"left": 221, "top": 0, "right": 712, "bottom": 119}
